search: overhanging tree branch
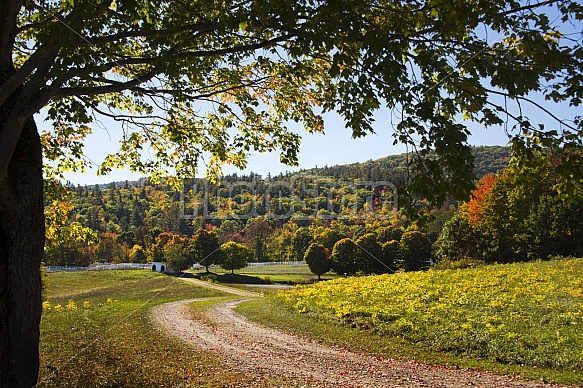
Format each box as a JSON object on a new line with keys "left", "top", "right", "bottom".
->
{"left": 478, "top": 0, "right": 558, "bottom": 23}
{"left": 178, "top": 33, "right": 294, "bottom": 58}
{"left": 484, "top": 87, "right": 579, "bottom": 132}
{"left": 0, "top": 45, "right": 61, "bottom": 108}
{"left": 73, "top": 23, "right": 217, "bottom": 46}
{"left": 55, "top": 67, "right": 159, "bottom": 98}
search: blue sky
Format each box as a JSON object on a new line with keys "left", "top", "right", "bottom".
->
{"left": 41, "top": 109, "right": 512, "bottom": 186}
{"left": 38, "top": 86, "right": 576, "bottom": 186}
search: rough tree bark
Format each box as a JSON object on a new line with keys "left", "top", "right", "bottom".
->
{"left": 0, "top": 94, "right": 44, "bottom": 386}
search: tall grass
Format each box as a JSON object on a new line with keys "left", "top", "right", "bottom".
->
{"left": 240, "top": 258, "right": 583, "bottom": 385}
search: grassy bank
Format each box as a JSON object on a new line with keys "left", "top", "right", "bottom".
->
{"left": 238, "top": 258, "right": 583, "bottom": 385}
{"left": 39, "top": 270, "right": 281, "bottom": 387}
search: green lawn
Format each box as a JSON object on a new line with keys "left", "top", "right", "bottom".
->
{"left": 44, "top": 269, "right": 157, "bottom": 297}
{"left": 203, "top": 263, "right": 340, "bottom": 284}
{"left": 38, "top": 270, "right": 288, "bottom": 387}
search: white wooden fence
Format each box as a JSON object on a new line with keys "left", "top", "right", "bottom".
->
{"left": 246, "top": 261, "right": 305, "bottom": 266}
{"left": 46, "top": 261, "right": 305, "bottom": 272}
{"left": 46, "top": 263, "right": 151, "bottom": 272}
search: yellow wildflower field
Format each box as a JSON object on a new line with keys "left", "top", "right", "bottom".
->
{"left": 276, "top": 258, "right": 583, "bottom": 370}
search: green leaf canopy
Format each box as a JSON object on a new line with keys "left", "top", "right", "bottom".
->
{"left": 2, "top": 0, "right": 582, "bottom": 203}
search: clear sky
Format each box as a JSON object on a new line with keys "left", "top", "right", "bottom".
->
{"left": 40, "top": 109, "right": 512, "bottom": 186}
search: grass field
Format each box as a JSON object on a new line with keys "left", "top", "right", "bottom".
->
{"left": 44, "top": 270, "right": 162, "bottom": 298}
{"left": 237, "top": 258, "right": 583, "bottom": 386}
{"left": 39, "top": 259, "right": 583, "bottom": 386}
{"left": 202, "top": 263, "right": 339, "bottom": 284}
{"left": 39, "top": 270, "right": 288, "bottom": 387}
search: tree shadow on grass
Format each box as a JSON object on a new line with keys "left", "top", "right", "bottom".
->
{"left": 182, "top": 271, "right": 271, "bottom": 285}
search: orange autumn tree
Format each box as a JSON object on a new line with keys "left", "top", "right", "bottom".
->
{"left": 463, "top": 173, "right": 496, "bottom": 226}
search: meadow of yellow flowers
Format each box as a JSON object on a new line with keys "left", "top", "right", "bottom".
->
{"left": 276, "top": 258, "right": 583, "bottom": 370}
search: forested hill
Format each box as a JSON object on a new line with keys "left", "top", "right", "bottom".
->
{"left": 295, "top": 145, "right": 509, "bottom": 183}
{"left": 46, "top": 145, "right": 511, "bottom": 267}
{"left": 91, "top": 145, "right": 510, "bottom": 188}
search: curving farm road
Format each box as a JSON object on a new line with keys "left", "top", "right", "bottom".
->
{"left": 153, "top": 286, "right": 567, "bottom": 387}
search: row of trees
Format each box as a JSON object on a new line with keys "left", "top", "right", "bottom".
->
{"left": 147, "top": 223, "right": 435, "bottom": 279}
{"left": 435, "top": 155, "right": 583, "bottom": 264}
{"left": 154, "top": 229, "right": 253, "bottom": 275}
{"left": 305, "top": 230, "right": 433, "bottom": 280}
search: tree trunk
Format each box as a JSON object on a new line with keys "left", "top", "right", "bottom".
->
{"left": 0, "top": 111, "right": 44, "bottom": 387}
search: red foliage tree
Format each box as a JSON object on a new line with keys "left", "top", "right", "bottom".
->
{"left": 464, "top": 173, "right": 496, "bottom": 225}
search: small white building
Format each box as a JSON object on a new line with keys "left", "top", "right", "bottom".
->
{"left": 150, "top": 262, "right": 170, "bottom": 273}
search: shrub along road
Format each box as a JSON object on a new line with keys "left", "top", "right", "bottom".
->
{"left": 153, "top": 283, "right": 566, "bottom": 387}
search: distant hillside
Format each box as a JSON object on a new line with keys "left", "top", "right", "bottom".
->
{"left": 293, "top": 145, "right": 509, "bottom": 183}
{"left": 471, "top": 146, "right": 511, "bottom": 177}
{"left": 73, "top": 145, "right": 510, "bottom": 189}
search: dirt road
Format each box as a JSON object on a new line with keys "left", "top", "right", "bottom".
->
{"left": 178, "top": 277, "right": 258, "bottom": 297}
{"left": 152, "top": 296, "right": 566, "bottom": 387}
